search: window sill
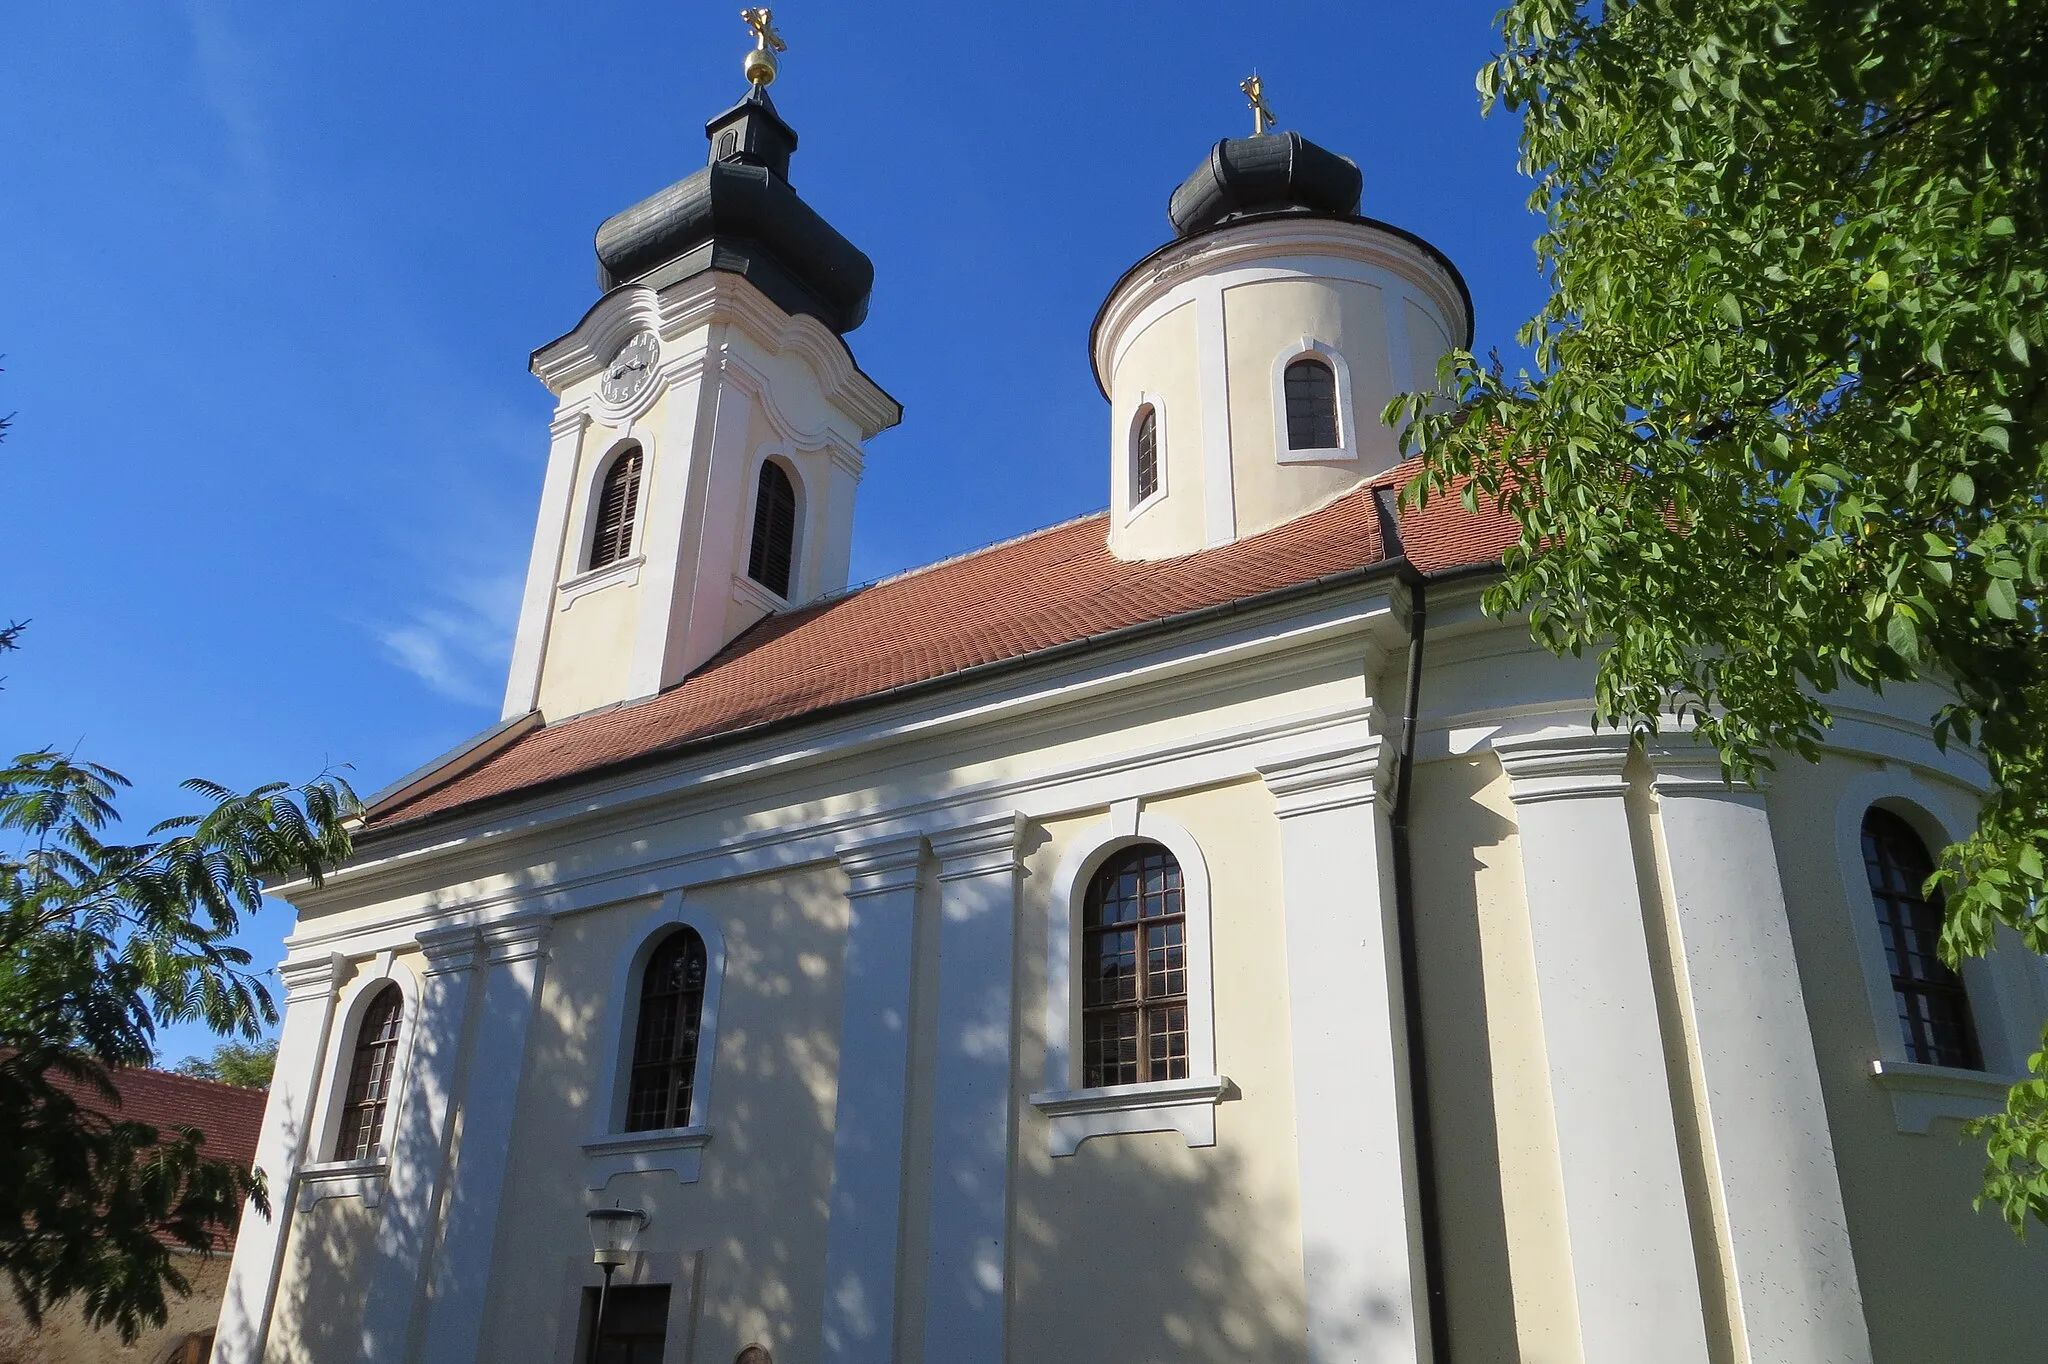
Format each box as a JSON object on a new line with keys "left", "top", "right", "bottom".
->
{"left": 1028, "top": 1075, "right": 1232, "bottom": 1157}
{"left": 1869, "top": 1059, "right": 2021, "bottom": 1134}
{"left": 581, "top": 1125, "right": 710, "bottom": 1189}
{"left": 1276, "top": 443, "right": 1358, "bottom": 466}
{"left": 1121, "top": 486, "right": 1167, "bottom": 528}
{"left": 558, "top": 555, "right": 643, "bottom": 610}
{"left": 295, "top": 1157, "right": 388, "bottom": 1211}
{"left": 730, "top": 572, "right": 788, "bottom": 615}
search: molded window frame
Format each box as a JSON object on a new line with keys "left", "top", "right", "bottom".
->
{"left": 1125, "top": 395, "right": 1168, "bottom": 522}
{"left": 1270, "top": 338, "right": 1359, "bottom": 464}
{"left": 582, "top": 892, "right": 728, "bottom": 1187}
{"left": 1030, "top": 802, "right": 1228, "bottom": 1156}
{"left": 299, "top": 952, "right": 423, "bottom": 1208}
{"left": 1834, "top": 771, "right": 2043, "bottom": 1132}
{"left": 559, "top": 436, "right": 651, "bottom": 607}
{"left": 742, "top": 450, "right": 807, "bottom": 604}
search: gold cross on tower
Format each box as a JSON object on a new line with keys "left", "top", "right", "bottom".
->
{"left": 740, "top": 8, "right": 787, "bottom": 87}
{"left": 1240, "top": 73, "right": 1277, "bottom": 136}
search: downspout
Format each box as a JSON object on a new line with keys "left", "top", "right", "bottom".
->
{"left": 1377, "top": 489, "right": 1451, "bottom": 1361}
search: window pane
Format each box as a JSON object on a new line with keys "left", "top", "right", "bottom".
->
{"left": 334, "top": 986, "right": 403, "bottom": 1161}
{"left": 1080, "top": 843, "right": 1189, "bottom": 1088}
{"left": 1133, "top": 407, "right": 1159, "bottom": 504}
{"left": 625, "top": 930, "right": 709, "bottom": 1131}
{"left": 1862, "top": 809, "right": 1979, "bottom": 1069}
{"left": 590, "top": 447, "right": 642, "bottom": 571}
{"left": 747, "top": 462, "right": 797, "bottom": 598}
{"left": 1284, "top": 358, "right": 1340, "bottom": 449}
{"left": 584, "top": 1285, "right": 669, "bottom": 1364}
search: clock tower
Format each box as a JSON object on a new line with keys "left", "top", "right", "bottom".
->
{"left": 501, "top": 23, "right": 900, "bottom": 722}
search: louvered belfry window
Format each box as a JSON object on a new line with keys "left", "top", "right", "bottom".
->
{"left": 1082, "top": 844, "right": 1189, "bottom": 1088}
{"left": 334, "top": 985, "right": 403, "bottom": 1161}
{"left": 747, "top": 461, "right": 798, "bottom": 598}
{"left": 1132, "top": 406, "right": 1160, "bottom": 504}
{"left": 625, "top": 928, "right": 709, "bottom": 1132}
{"left": 1862, "top": 808, "right": 1982, "bottom": 1069}
{"left": 1284, "top": 357, "right": 1340, "bottom": 450}
{"left": 589, "top": 445, "right": 643, "bottom": 570}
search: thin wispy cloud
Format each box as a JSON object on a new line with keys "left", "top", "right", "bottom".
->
{"left": 374, "top": 571, "right": 521, "bottom": 709}
{"left": 179, "top": 0, "right": 274, "bottom": 189}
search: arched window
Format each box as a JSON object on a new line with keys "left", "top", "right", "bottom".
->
{"left": 1082, "top": 844, "right": 1188, "bottom": 1088}
{"left": 589, "top": 445, "right": 643, "bottom": 570}
{"left": 1862, "top": 808, "right": 1980, "bottom": 1069}
{"left": 625, "top": 928, "right": 709, "bottom": 1132}
{"left": 334, "top": 985, "right": 403, "bottom": 1161}
{"left": 1283, "top": 357, "right": 1340, "bottom": 450}
{"left": 746, "top": 461, "right": 797, "bottom": 599}
{"left": 1131, "top": 405, "right": 1160, "bottom": 505}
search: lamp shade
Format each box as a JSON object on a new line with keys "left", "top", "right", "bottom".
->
{"left": 586, "top": 1206, "right": 648, "bottom": 1268}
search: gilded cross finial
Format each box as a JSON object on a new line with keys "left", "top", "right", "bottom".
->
{"left": 1240, "top": 73, "right": 1277, "bottom": 136}
{"left": 741, "top": 8, "right": 786, "bottom": 87}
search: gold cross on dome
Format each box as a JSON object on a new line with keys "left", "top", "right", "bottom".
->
{"left": 1241, "top": 73, "right": 1277, "bottom": 136}
{"left": 741, "top": 7, "right": 786, "bottom": 53}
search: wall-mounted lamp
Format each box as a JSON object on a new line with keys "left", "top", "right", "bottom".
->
{"left": 585, "top": 1204, "right": 649, "bottom": 1351}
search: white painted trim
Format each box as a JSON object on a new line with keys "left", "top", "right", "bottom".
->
{"left": 1123, "top": 393, "right": 1168, "bottom": 523}
{"left": 503, "top": 413, "right": 591, "bottom": 719}
{"left": 557, "top": 554, "right": 643, "bottom": 610}
{"left": 580, "top": 1126, "right": 713, "bottom": 1189}
{"left": 1038, "top": 807, "right": 1221, "bottom": 1155}
{"left": 1271, "top": 337, "right": 1360, "bottom": 463}
{"left": 1194, "top": 284, "right": 1237, "bottom": 547}
{"left": 294, "top": 1157, "right": 388, "bottom": 1211}
{"left": 1028, "top": 1075, "right": 1229, "bottom": 1157}
{"left": 571, "top": 436, "right": 651, "bottom": 578}
{"left": 1869, "top": 1059, "right": 2025, "bottom": 1134}
{"left": 587, "top": 891, "right": 728, "bottom": 1180}
{"left": 730, "top": 570, "right": 785, "bottom": 617}
{"left": 1829, "top": 769, "right": 2020, "bottom": 1073}
{"left": 306, "top": 951, "right": 422, "bottom": 1169}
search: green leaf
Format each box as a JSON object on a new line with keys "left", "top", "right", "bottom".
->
{"left": 1863, "top": 270, "right": 1891, "bottom": 293}
{"left": 2010, "top": 328, "right": 2030, "bottom": 365}
{"left": 1986, "top": 577, "right": 2019, "bottom": 619}
{"left": 1982, "top": 426, "right": 2011, "bottom": 453}
{"left": 1886, "top": 610, "right": 1921, "bottom": 661}
{"left": 1949, "top": 472, "right": 1977, "bottom": 505}
{"left": 1987, "top": 216, "right": 2016, "bottom": 237}
{"left": 1716, "top": 294, "right": 1743, "bottom": 326}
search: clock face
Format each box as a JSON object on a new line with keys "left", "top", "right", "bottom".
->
{"left": 599, "top": 331, "right": 660, "bottom": 405}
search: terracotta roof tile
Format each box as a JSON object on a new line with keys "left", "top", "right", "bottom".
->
{"left": 367, "top": 468, "right": 1516, "bottom": 829}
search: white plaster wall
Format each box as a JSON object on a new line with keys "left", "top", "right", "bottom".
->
{"left": 1106, "top": 300, "right": 1208, "bottom": 562}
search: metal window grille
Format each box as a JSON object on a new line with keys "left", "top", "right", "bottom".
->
{"left": 1081, "top": 844, "right": 1188, "bottom": 1088}
{"left": 1283, "top": 357, "right": 1340, "bottom": 450}
{"left": 590, "top": 447, "right": 643, "bottom": 570}
{"left": 624, "top": 929, "right": 709, "bottom": 1132}
{"left": 746, "top": 462, "right": 797, "bottom": 598}
{"left": 1862, "top": 808, "right": 1981, "bottom": 1069}
{"left": 333, "top": 985, "right": 403, "bottom": 1161}
{"left": 1132, "top": 406, "right": 1159, "bottom": 504}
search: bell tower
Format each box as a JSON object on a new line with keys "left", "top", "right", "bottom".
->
{"left": 501, "top": 13, "right": 901, "bottom": 722}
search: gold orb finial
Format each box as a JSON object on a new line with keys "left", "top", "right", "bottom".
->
{"left": 1240, "top": 73, "right": 1277, "bottom": 136}
{"left": 741, "top": 8, "right": 786, "bottom": 88}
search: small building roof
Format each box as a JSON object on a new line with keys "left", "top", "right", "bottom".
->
{"left": 364, "top": 465, "right": 1515, "bottom": 833}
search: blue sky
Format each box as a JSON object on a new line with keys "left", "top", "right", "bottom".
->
{"left": 0, "top": 2, "right": 1545, "bottom": 1066}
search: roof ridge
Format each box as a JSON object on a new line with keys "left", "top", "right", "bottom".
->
{"left": 829, "top": 505, "right": 1111, "bottom": 600}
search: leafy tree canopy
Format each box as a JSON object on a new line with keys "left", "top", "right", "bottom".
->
{"left": 1395, "top": 0, "right": 2047, "bottom": 1226}
{"left": 173, "top": 1039, "right": 279, "bottom": 1090}
{"left": 1, "top": 620, "right": 357, "bottom": 1337}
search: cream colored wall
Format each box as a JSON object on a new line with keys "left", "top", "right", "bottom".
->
{"left": 1409, "top": 752, "right": 1584, "bottom": 1364}
{"left": 1222, "top": 276, "right": 1395, "bottom": 538}
{"left": 1009, "top": 780, "right": 1311, "bottom": 1364}
{"left": 262, "top": 1198, "right": 379, "bottom": 1364}
{"left": 533, "top": 411, "right": 658, "bottom": 721}
{"left": 1765, "top": 754, "right": 2048, "bottom": 1363}
{"left": 1405, "top": 299, "right": 1453, "bottom": 398}
{"left": 472, "top": 865, "right": 849, "bottom": 1364}
{"left": 1106, "top": 301, "right": 1208, "bottom": 562}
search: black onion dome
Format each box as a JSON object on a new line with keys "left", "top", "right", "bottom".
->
{"left": 593, "top": 87, "right": 874, "bottom": 333}
{"left": 1167, "top": 131, "right": 1364, "bottom": 237}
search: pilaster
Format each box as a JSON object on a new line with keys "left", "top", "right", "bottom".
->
{"left": 415, "top": 917, "right": 554, "bottom": 1364}
{"left": 1257, "top": 739, "right": 1428, "bottom": 1364}
{"left": 919, "top": 814, "right": 1024, "bottom": 1364}
{"left": 1490, "top": 727, "right": 1712, "bottom": 1364}
{"left": 359, "top": 925, "right": 481, "bottom": 1364}
{"left": 626, "top": 338, "right": 719, "bottom": 702}
{"left": 1648, "top": 747, "right": 1873, "bottom": 1363}
{"left": 820, "top": 835, "right": 928, "bottom": 1364}
{"left": 502, "top": 412, "right": 592, "bottom": 719}
{"left": 214, "top": 953, "right": 347, "bottom": 1364}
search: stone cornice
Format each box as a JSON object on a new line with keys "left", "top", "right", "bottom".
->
{"left": 1490, "top": 727, "right": 1636, "bottom": 804}
{"left": 930, "top": 813, "right": 1025, "bottom": 881}
{"left": 416, "top": 923, "right": 482, "bottom": 976}
{"left": 838, "top": 833, "right": 927, "bottom": 898}
{"left": 279, "top": 952, "right": 346, "bottom": 1003}
{"left": 481, "top": 916, "right": 552, "bottom": 966}
{"left": 1257, "top": 739, "right": 1392, "bottom": 819}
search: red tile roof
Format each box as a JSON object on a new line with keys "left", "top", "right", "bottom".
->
{"left": 366, "top": 467, "right": 1516, "bottom": 830}
{"left": 44, "top": 1066, "right": 269, "bottom": 1247}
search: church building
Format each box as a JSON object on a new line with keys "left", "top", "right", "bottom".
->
{"left": 214, "top": 17, "right": 2046, "bottom": 1364}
